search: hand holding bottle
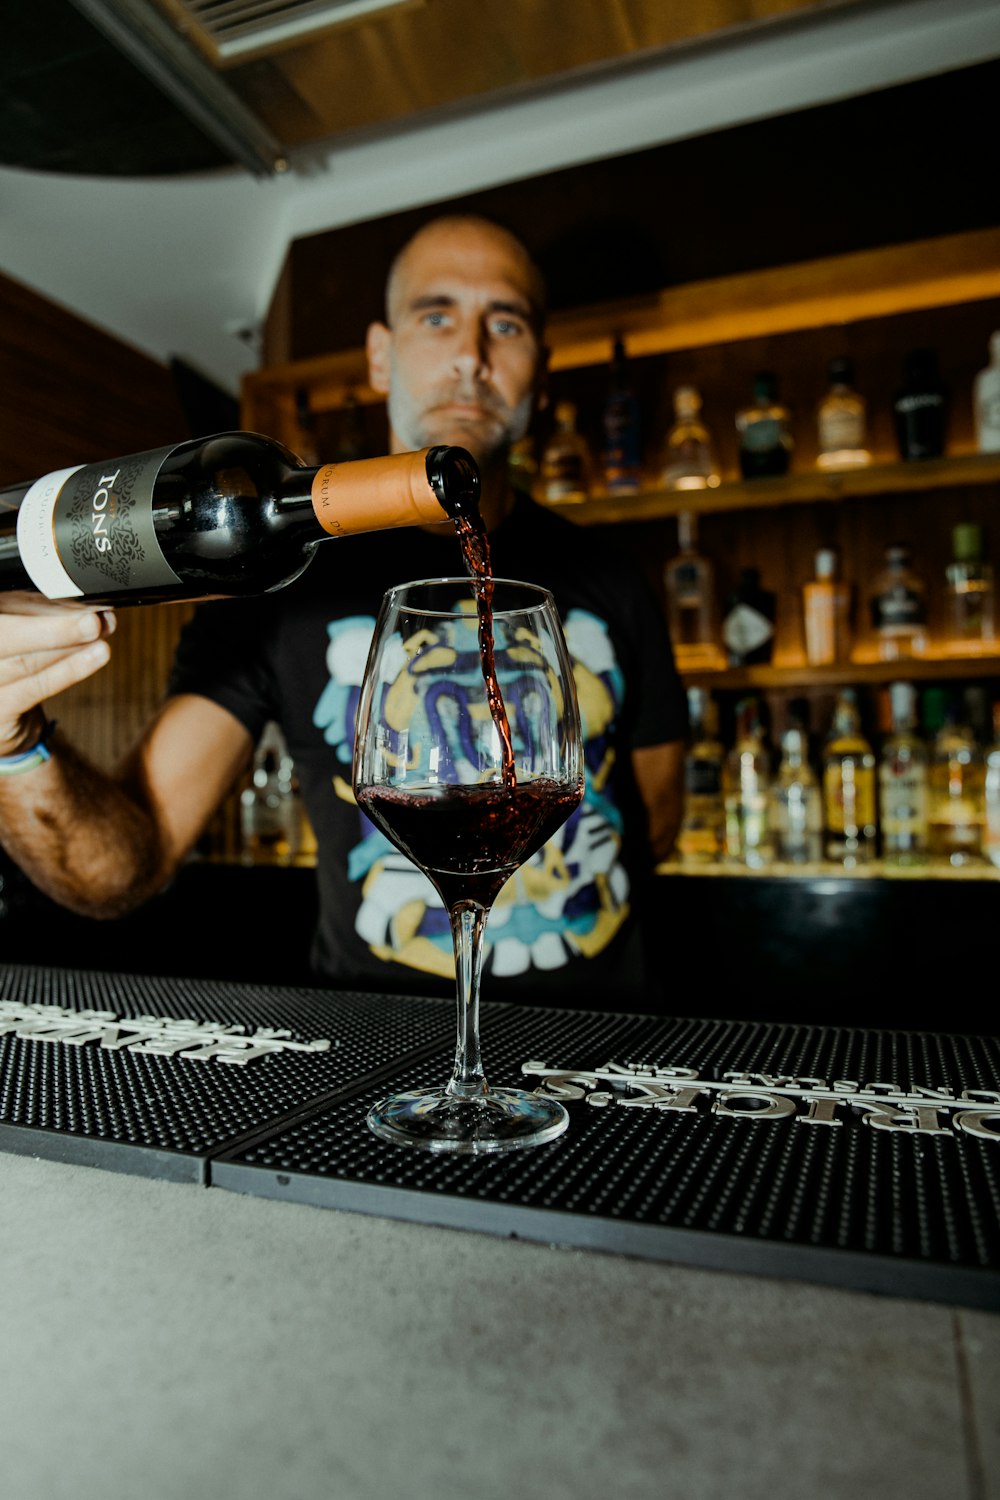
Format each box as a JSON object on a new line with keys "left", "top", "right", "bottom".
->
{"left": 0, "top": 593, "right": 114, "bottom": 757}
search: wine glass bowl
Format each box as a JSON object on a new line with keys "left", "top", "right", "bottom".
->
{"left": 353, "top": 576, "right": 584, "bottom": 1153}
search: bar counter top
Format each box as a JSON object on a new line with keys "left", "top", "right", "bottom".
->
{"left": 0, "top": 960, "right": 997, "bottom": 1497}
{"left": 2, "top": 1148, "right": 998, "bottom": 1500}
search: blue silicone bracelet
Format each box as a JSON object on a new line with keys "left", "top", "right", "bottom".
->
{"left": 0, "top": 719, "right": 58, "bottom": 776}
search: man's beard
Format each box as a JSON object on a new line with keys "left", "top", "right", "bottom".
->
{"left": 387, "top": 369, "right": 533, "bottom": 469}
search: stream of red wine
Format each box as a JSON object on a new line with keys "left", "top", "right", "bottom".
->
{"left": 454, "top": 511, "right": 516, "bottom": 790}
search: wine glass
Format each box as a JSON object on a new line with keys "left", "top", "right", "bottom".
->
{"left": 353, "top": 576, "right": 584, "bottom": 1154}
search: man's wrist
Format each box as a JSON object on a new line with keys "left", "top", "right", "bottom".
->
{"left": 0, "top": 718, "right": 58, "bottom": 775}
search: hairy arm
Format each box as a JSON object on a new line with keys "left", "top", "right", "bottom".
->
{"left": 0, "top": 595, "right": 252, "bottom": 918}
{"left": 631, "top": 740, "right": 686, "bottom": 864}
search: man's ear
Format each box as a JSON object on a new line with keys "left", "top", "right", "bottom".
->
{"left": 366, "top": 321, "right": 392, "bottom": 395}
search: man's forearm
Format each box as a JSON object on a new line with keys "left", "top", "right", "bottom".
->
{"left": 0, "top": 732, "right": 167, "bottom": 919}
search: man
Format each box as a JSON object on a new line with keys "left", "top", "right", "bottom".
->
{"left": 0, "top": 214, "right": 686, "bottom": 1005}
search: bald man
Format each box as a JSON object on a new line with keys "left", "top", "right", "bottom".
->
{"left": 0, "top": 213, "right": 687, "bottom": 1007}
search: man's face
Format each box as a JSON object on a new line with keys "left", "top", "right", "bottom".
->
{"left": 367, "top": 222, "right": 546, "bottom": 468}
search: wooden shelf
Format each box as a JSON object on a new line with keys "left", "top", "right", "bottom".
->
{"left": 656, "top": 858, "right": 1000, "bottom": 882}
{"left": 538, "top": 451, "right": 1000, "bottom": 526}
{"left": 241, "top": 226, "right": 1000, "bottom": 435}
{"left": 679, "top": 651, "right": 1000, "bottom": 690}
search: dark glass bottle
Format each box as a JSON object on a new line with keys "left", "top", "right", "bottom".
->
{"left": 721, "top": 565, "right": 776, "bottom": 665}
{"left": 893, "top": 349, "right": 949, "bottom": 460}
{"left": 0, "top": 433, "right": 480, "bottom": 606}
{"left": 601, "top": 335, "right": 643, "bottom": 494}
{"left": 736, "top": 371, "right": 793, "bottom": 478}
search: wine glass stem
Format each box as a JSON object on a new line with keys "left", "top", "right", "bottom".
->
{"left": 447, "top": 900, "right": 490, "bottom": 1098}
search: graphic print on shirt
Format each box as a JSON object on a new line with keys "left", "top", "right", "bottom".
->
{"left": 313, "top": 608, "right": 629, "bottom": 979}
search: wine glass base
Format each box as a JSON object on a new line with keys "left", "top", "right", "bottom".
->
{"left": 366, "top": 1086, "right": 569, "bottom": 1154}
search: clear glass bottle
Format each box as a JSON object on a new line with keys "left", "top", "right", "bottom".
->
{"left": 240, "top": 722, "right": 299, "bottom": 866}
{"left": 663, "top": 511, "right": 724, "bottom": 669}
{"left": 973, "top": 331, "right": 1000, "bottom": 454}
{"left": 927, "top": 694, "right": 985, "bottom": 866}
{"left": 822, "top": 688, "right": 877, "bottom": 865}
{"left": 878, "top": 681, "right": 929, "bottom": 867}
{"left": 677, "top": 686, "right": 725, "bottom": 864}
{"left": 816, "top": 356, "right": 871, "bottom": 470}
{"left": 942, "top": 522, "right": 995, "bottom": 653}
{"left": 723, "top": 697, "right": 773, "bottom": 867}
{"left": 602, "top": 335, "right": 643, "bottom": 495}
{"left": 736, "top": 370, "right": 793, "bottom": 479}
{"left": 769, "top": 719, "right": 823, "bottom": 865}
{"left": 802, "top": 546, "right": 852, "bottom": 667}
{"left": 869, "top": 542, "right": 928, "bottom": 661}
{"left": 661, "top": 385, "right": 720, "bottom": 491}
{"left": 538, "top": 401, "right": 591, "bottom": 504}
{"left": 983, "top": 699, "right": 1000, "bottom": 869}
{"left": 893, "top": 348, "right": 949, "bottom": 461}
{"left": 721, "top": 565, "right": 776, "bottom": 667}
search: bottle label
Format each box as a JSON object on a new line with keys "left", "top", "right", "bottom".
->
{"left": 872, "top": 584, "right": 925, "bottom": 631}
{"left": 741, "top": 418, "right": 784, "bottom": 453}
{"left": 818, "top": 409, "right": 864, "bottom": 450}
{"left": 685, "top": 756, "right": 722, "bottom": 797}
{"left": 16, "top": 448, "right": 179, "bottom": 599}
{"left": 722, "top": 603, "right": 774, "bottom": 656}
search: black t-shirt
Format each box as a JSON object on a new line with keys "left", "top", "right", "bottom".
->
{"left": 168, "top": 494, "right": 687, "bottom": 1006}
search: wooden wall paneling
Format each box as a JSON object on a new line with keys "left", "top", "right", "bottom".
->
{"left": 0, "top": 271, "right": 191, "bottom": 485}
{"left": 46, "top": 603, "right": 196, "bottom": 772}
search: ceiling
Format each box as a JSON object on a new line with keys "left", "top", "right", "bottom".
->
{"left": 3, "top": 0, "right": 867, "bottom": 176}
{"left": 1, "top": 0, "right": 999, "bottom": 396}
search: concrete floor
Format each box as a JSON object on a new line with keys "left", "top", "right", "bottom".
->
{"left": 0, "top": 1151, "right": 997, "bottom": 1500}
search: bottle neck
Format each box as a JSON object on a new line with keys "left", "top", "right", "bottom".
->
{"left": 301, "top": 446, "right": 480, "bottom": 538}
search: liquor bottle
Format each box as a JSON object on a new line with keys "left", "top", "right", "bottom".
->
{"left": 508, "top": 434, "right": 539, "bottom": 495}
{"left": 869, "top": 543, "right": 928, "bottom": 661}
{"left": 927, "top": 694, "right": 985, "bottom": 866}
{"left": 942, "top": 523, "right": 996, "bottom": 653}
{"left": 822, "top": 688, "right": 877, "bottom": 864}
{"left": 661, "top": 385, "right": 720, "bottom": 491}
{"left": 601, "top": 336, "right": 642, "bottom": 495}
{"left": 802, "top": 546, "right": 852, "bottom": 667}
{"left": 973, "top": 331, "right": 1000, "bottom": 453}
{"left": 816, "top": 356, "right": 872, "bottom": 471}
{"left": 663, "top": 511, "right": 724, "bottom": 669}
{"left": 736, "top": 371, "right": 793, "bottom": 479}
{"left": 769, "top": 719, "right": 823, "bottom": 864}
{"left": 537, "top": 401, "right": 591, "bottom": 504}
{"left": 721, "top": 565, "right": 776, "bottom": 667}
{"left": 0, "top": 433, "right": 480, "bottom": 606}
{"left": 878, "top": 681, "right": 929, "bottom": 867}
{"left": 333, "top": 389, "right": 367, "bottom": 463}
{"left": 893, "top": 349, "right": 948, "bottom": 461}
{"left": 983, "top": 700, "right": 1000, "bottom": 869}
{"left": 723, "top": 697, "right": 773, "bottom": 867}
{"left": 677, "top": 686, "right": 725, "bottom": 864}
{"left": 240, "top": 723, "right": 299, "bottom": 866}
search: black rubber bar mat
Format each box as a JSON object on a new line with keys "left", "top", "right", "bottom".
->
{"left": 213, "top": 1004, "right": 1000, "bottom": 1311}
{"left": 1, "top": 963, "right": 997, "bottom": 1308}
{"left": 0, "top": 963, "right": 453, "bottom": 1181}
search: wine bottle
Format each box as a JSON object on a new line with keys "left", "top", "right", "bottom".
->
{"left": 0, "top": 432, "right": 480, "bottom": 606}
